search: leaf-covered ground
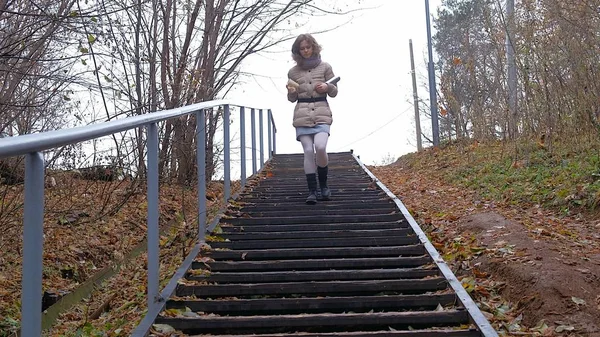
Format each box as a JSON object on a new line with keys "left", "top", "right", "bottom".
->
{"left": 0, "top": 173, "right": 235, "bottom": 336}
{"left": 369, "top": 140, "right": 600, "bottom": 337}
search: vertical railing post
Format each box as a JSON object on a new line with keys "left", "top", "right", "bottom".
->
{"left": 146, "top": 122, "right": 160, "bottom": 312}
{"left": 270, "top": 109, "right": 277, "bottom": 155}
{"left": 21, "top": 152, "right": 45, "bottom": 337}
{"left": 259, "top": 109, "right": 264, "bottom": 168}
{"left": 273, "top": 125, "right": 277, "bottom": 155}
{"left": 196, "top": 109, "right": 206, "bottom": 242}
{"left": 240, "top": 107, "right": 246, "bottom": 187}
{"left": 223, "top": 104, "right": 231, "bottom": 203}
{"left": 267, "top": 109, "right": 273, "bottom": 160}
{"left": 251, "top": 108, "right": 257, "bottom": 175}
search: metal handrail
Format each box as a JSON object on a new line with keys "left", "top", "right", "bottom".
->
{"left": 0, "top": 100, "right": 277, "bottom": 336}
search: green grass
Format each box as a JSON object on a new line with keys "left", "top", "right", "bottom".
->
{"left": 412, "top": 140, "right": 600, "bottom": 215}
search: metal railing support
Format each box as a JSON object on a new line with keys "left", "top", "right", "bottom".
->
{"left": 268, "top": 109, "right": 272, "bottom": 159}
{"left": 270, "top": 109, "right": 277, "bottom": 155}
{"left": 240, "top": 107, "right": 246, "bottom": 187}
{"left": 259, "top": 109, "right": 264, "bottom": 168}
{"left": 251, "top": 108, "right": 257, "bottom": 175}
{"left": 146, "top": 122, "right": 160, "bottom": 311}
{"left": 223, "top": 105, "right": 231, "bottom": 202}
{"left": 196, "top": 109, "right": 206, "bottom": 242}
{"left": 21, "top": 152, "right": 45, "bottom": 337}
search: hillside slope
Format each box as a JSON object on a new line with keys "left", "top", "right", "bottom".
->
{"left": 369, "top": 140, "right": 600, "bottom": 336}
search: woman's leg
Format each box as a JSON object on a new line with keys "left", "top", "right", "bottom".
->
{"left": 313, "top": 132, "right": 329, "bottom": 167}
{"left": 299, "top": 135, "right": 317, "bottom": 173}
{"left": 314, "top": 132, "right": 331, "bottom": 200}
{"left": 298, "top": 135, "right": 318, "bottom": 204}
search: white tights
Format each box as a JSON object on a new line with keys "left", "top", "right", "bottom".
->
{"left": 299, "top": 132, "right": 329, "bottom": 174}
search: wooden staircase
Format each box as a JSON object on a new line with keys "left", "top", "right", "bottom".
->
{"left": 151, "top": 152, "right": 493, "bottom": 337}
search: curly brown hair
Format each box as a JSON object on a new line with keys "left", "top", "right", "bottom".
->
{"left": 291, "top": 34, "right": 322, "bottom": 65}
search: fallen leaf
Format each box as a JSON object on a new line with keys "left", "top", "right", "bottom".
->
{"left": 571, "top": 296, "right": 586, "bottom": 306}
{"left": 152, "top": 323, "right": 176, "bottom": 333}
{"left": 530, "top": 319, "right": 550, "bottom": 334}
{"left": 555, "top": 325, "right": 575, "bottom": 333}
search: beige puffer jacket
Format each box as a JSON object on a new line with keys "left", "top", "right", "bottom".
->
{"left": 287, "top": 61, "right": 338, "bottom": 128}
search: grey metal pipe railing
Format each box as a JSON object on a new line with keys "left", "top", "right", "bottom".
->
{"left": 268, "top": 110, "right": 272, "bottom": 159}
{"left": 240, "top": 107, "right": 246, "bottom": 187}
{"left": 259, "top": 109, "right": 264, "bottom": 168}
{"left": 251, "top": 108, "right": 257, "bottom": 174}
{"left": 270, "top": 109, "right": 277, "bottom": 155}
{"left": 223, "top": 105, "right": 231, "bottom": 202}
{"left": 21, "top": 152, "right": 44, "bottom": 337}
{"left": 147, "top": 122, "right": 160, "bottom": 312}
{"left": 0, "top": 100, "right": 277, "bottom": 336}
{"left": 196, "top": 109, "right": 206, "bottom": 242}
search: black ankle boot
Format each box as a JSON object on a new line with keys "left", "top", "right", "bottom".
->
{"left": 306, "top": 173, "right": 318, "bottom": 204}
{"left": 317, "top": 166, "right": 331, "bottom": 201}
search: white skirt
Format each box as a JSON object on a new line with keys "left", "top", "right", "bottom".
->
{"left": 295, "top": 124, "right": 330, "bottom": 141}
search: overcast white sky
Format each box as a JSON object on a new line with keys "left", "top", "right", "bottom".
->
{"left": 228, "top": 0, "right": 443, "bottom": 168}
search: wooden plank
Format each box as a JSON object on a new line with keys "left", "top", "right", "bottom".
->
{"left": 195, "top": 256, "right": 433, "bottom": 272}
{"left": 240, "top": 195, "right": 389, "bottom": 204}
{"left": 240, "top": 190, "right": 383, "bottom": 198}
{"left": 167, "top": 294, "right": 458, "bottom": 314}
{"left": 209, "top": 236, "right": 419, "bottom": 250}
{"left": 245, "top": 187, "right": 379, "bottom": 194}
{"left": 218, "top": 228, "right": 412, "bottom": 240}
{"left": 241, "top": 185, "right": 378, "bottom": 191}
{"left": 187, "top": 330, "right": 481, "bottom": 337}
{"left": 245, "top": 180, "right": 373, "bottom": 186}
{"left": 155, "top": 310, "right": 469, "bottom": 330}
{"left": 242, "top": 191, "right": 385, "bottom": 198}
{"left": 235, "top": 200, "right": 396, "bottom": 209}
{"left": 237, "top": 202, "right": 396, "bottom": 212}
{"left": 229, "top": 208, "right": 399, "bottom": 217}
{"left": 175, "top": 278, "right": 448, "bottom": 297}
{"left": 203, "top": 245, "right": 426, "bottom": 261}
{"left": 223, "top": 214, "right": 404, "bottom": 225}
{"left": 187, "top": 268, "right": 440, "bottom": 283}
{"left": 242, "top": 185, "right": 381, "bottom": 192}
{"left": 218, "top": 222, "right": 409, "bottom": 233}
{"left": 255, "top": 178, "right": 371, "bottom": 185}
{"left": 258, "top": 171, "right": 366, "bottom": 177}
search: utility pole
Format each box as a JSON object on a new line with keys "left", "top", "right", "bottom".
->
{"left": 425, "top": 0, "right": 440, "bottom": 146}
{"left": 409, "top": 39, "right": 423, "bottom": 152}
{"left": 506, "top": 0, "right": 517, "bottom": 139}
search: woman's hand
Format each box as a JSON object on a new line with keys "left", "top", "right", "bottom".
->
{"left": 287, "top": 85, "right": 297, "bottom": 94}
{"left": 315, "top": 83, "right": 328, "bottom": 94}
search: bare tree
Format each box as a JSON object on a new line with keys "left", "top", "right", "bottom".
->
{"left": 0, "top": 1, "right": 80, "bottom": 136}
{"left": 94, "top": 0, "right": 352, "bottom": 183}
